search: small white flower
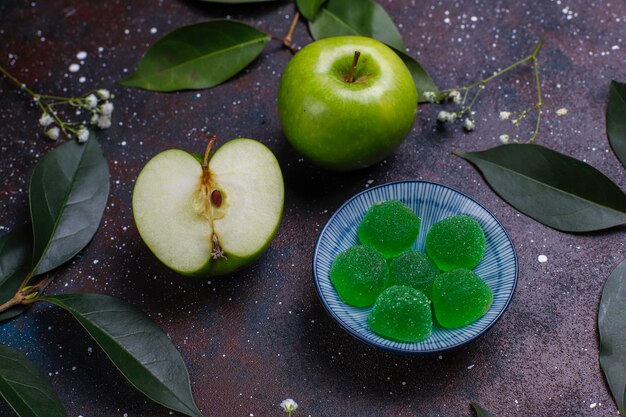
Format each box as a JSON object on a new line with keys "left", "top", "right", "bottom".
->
{"left": 499, "top": 134, "right": 510, "bottom": 143}
{"left": 77, "top": 127, "right": 90, "bottom": 143}
{"left": 90, "top": 113, "right": 99, "bottom": 125}
{"left": 463, "top": 118, "right": 476, "bottom": 131}
{"left": 280, "top": 398, "right": 298, "bottom": 413}
{"left": 499, "top": 111, "right": 512, "bottom": 120}
{"left": 556, "top": 107, "right": 568, "bottom": 116}
{"left": 423, "top": 91, "right": 437, "bottom": 103}
{"left": 448, "top": 90, "right": 462, "bottom": 104}
{"left": 96, "top": 115, "right": 111, "bottom": 129}
{"left": 85, "top": 94, "right": 98, "bottom": 109}
{"left": 437, "top": 111, "right": 449, "bottom": 122}
{"left": 96, "top": 89, "right": 110, "bottom": 100}
{"left": 45, "top": 126, "right": 60, "bottom": 140}
{"left": 39, "top": 113, "right": 54, "bottom": 127}
{"left": 100, "top": 101, "right": 114, "bottom": 116}
{"left": 446, "top": 112, "right": 458, "bottom": 122}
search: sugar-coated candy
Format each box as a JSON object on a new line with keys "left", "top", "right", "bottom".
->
{"left": 389, "top": 251, "right": 439, "bottom": 299}
{"left": 358, "top": 200, "right": 420, "bottom": 259}
{"left": 425, "top": 215, "right": 485, "bottom": 271}
{"left": 329, "top": 245, "right": 388, "bottom": 307}
{"left": 431, "top": 269, "right": 493, "bottom": 328}
{"left": 368, "top": 286, "right": 432, "bottom": 342}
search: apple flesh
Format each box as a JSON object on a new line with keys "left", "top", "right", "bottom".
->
{"left": 132, "top": 138, "right": 284, "bottom": 276}
{"left": 278, "top": 36, "right": 418, "bottom": 171}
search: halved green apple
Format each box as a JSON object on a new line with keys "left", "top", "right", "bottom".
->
{"left": 132, "top": 138, "right": 284, "bottom": 276}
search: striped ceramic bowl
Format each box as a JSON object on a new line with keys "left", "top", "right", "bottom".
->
{"left": 313, "top": 180, "right": 518, "bottom": 355}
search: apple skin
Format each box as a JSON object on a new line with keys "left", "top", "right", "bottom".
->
{"left": 278, "top": 36, "right": 418, "bottom": 171}
{"left": 132, "top": 139, "right": 284, "bottom": 277}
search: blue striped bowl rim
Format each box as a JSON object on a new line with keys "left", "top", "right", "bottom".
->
{"left": 313, "top": 180, "right": 518, "bottom": 355}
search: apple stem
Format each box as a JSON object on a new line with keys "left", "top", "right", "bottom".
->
{"left": 347, "top": 51, "right": 361, "bottom": 83}
{"left": 282, "top": 11, "right": 299, "bottom": 53}
{"left": 203, "top": 134, "right": 217, "bottom": 169}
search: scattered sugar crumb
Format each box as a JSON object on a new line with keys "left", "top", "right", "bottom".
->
{"left": 538, "top": 255, "right": 548, "bottom": 263}
{"left": 76, "top": 51, "right": 87, "bottom": 60}
{"left": 589, "top": 402, "right": 597, "bottom": 408}
{"left": 150, "top": 27, "right": 158, "bottom": 34}
{"left": 68, "top": 63, "right": 80, "bottom": 72}
{"left": 467, "top": 364, "right": 475, "bottom": 369}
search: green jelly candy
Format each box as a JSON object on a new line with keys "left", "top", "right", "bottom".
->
{"left": 431, "top": 269, "right": 493, "bottom": 328}
{"left": 425, "top": 215, "right": 486, "bottom": 271}
{"left": 358, "top": 200, "right": 420, "bottom": 258}
{"left": 368, "top": 286, "right": 432, "bottom": 342}
{"left": 330, "top": 245, "right": 388, "bottom": 307}
{"left": 389, "top": 251, "right": 439, "bottom": 299}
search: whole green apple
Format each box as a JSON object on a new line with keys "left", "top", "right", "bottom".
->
{"left": 278, "top": 36, "right": 418, "bottom": 171}
{"left": 132, "top": 138, "right": 284, "bottom": 277}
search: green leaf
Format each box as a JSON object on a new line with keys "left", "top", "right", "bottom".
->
{"left": 392, "top": 48, "right": 442, "bottom": 103}
{"left": 471, "top": 402, "right": 495, "bottom": 417}
{"left": 308, "top": 0, "right": 405, "bottom": 51}
{"left": 296, "top": 0, "right": 326, "bottom": 20}
{"left": 29, "top": 135, "right": 109, "bottom": 276}
{"left": 454, "top": 144, "right": 626, "bottom": 232}
{"left": 42, "top": 294, "right": 203, "bottom": 417}
{"left": 0, "top": 344, "right": 67, "bottom": 417}
{"left": 0, "top": 226, "right": 32, "bottom": 322}
{"left": 599, "top": 258, "right": 626, "bottom": 415}
{"left": 120, "top": 20, "right": 270, "bottom": 92}
{"left": 607, "top": 81, "right": 626, "bottom": 170}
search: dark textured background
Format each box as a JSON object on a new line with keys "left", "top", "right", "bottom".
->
{"left": 1, "top": 0, "right": 625, "bottom": 416}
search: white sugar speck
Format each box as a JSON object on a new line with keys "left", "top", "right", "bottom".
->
{"left": 538, "top": 255, "right": 548, "bottom": 263}
{"left": 76, "top": 51, "right": 87, "bottom": 60}
{"left": 93, "top": 259, "right": 99, "bottom": 264}
{"left": 467, "top": 364, "right": 475, "bottom": 369}
{"left": 78, "top": 76, "right": 86, "bottom": 83}
{"left": 68, "top": 63, "right": 80, "bottom": 72}
{"left": 589, "top": 402, "right": 597, "bottom": 408}
{"left": 150, "top": 27, "right": 158, "bottom": 34}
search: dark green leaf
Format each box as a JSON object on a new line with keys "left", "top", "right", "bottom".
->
{"left": 0, "top": 226, "right": 32, "bottom": 322}
{"left": 42, "top": 294, "right": 203, "bottom": 417}
{"left": 599, "top": 258, "right": 626, "bottom": 415}
{"left": 392, "top": 48, "right": 442, "bottom": 103}
{"left": 296, "top": 0, "right": 326, "bottom": 20}
{"left": 308, "top": 0, "right": 405, "bottom": 51}
{"left": 454, "top": 144, "right": 626, "bottom": 232}
{"left": 607, "top": 80, "right": 626, "bottom": 170}
{"left": 29, "top": 134, "right": 109, "bottom": 276}
{"left": 120, "top": 20, "right": 270, "bottom": 92}
{"left": 471, "top": 402, "right": 495, "bottom": 417}
{"left": 0, "top": 344, "right": 67, "bottom": 417}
